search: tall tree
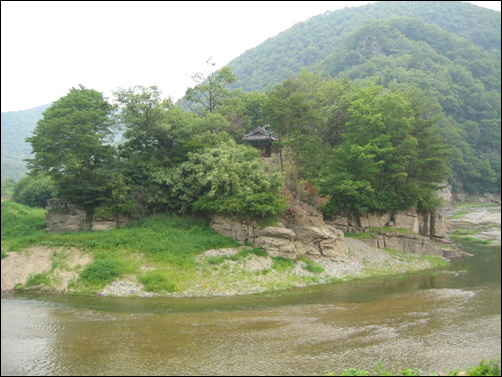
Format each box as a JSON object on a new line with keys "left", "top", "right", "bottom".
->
{"left": 184, "top": 58, "right": 238, "bottom": 115}
{"left": 319, "top": 83, "right": 450, "bottom": 215}
{"left": 26, "top": 85, "right": 116, "bottom": 227}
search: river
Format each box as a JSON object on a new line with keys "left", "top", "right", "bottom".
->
{"left": 1, "top": 206, "right": 500, "bottom": 376}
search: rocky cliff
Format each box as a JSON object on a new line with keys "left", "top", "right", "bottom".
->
{"left": 326, "top": 209, "right": 468, "bottom": 259}
{"left": 210, "top": 205, "right": 468, "bottom": 260}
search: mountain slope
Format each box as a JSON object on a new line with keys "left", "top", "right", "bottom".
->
{"left": 1, "top": 104, "right": 50, "bottom": 181}
{"left": 227, "top": 1, "right": 500, "bottom": 93}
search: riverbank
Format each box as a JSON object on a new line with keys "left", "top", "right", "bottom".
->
{"left": 2, "top": 202, "right": 499, "bottom": 298}
{"left": 0, "top": 237, "right": 449, "bottom": 298}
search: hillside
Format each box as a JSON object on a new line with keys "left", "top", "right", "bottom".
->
{"left": 1, "top": 104, "right": 50, "bottom": 181}
{"left": 227, "top": 1, "right": 500, "bottom": 92}
{"left": 223, "top": 1, "right": 500, "bottom": 194}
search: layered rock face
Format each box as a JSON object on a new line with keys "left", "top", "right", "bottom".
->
{"left": 331, "top": 210, "right": 450, "bottom": 238}
{"left": 327, "top": 209, "right": 468, "bottom": 259}
{"left": 45, "top": 199, "right": 128, "bottom": 233}
{"left": 210, "top": 215, "right": 348, "bottom": 260}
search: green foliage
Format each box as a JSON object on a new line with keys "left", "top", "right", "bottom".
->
{"left": 1, "top": 178, "right": 17, "bottom": 199}
{"left": 332, "top": 360, "right": 501, "bottom": 376}
{"left": 25, "top": 272, "right": 51, "bottom": 287}
{"left": 297, "top": 257, "right": 324, "bottom": 274}
{"left": 224, "top": 2, "right": 500, "bottom": 195}
{"left": 138, "top": 269, "right": 179, "bottom": 293}
{"left": 339, "top": 368, "right": 369, "bottom": 376}
{"left": 461, "top": 359, "right": 501, "bottom": 376}
{"left": 1, "top": 201, "right": 48, "bottom": 250}
{"left": 451, "top": 235, "right": 492, "bottom": 245}
{"left": 78, "top": 253, "right": 125, "bottom": 287}
{"left": 170, "top": 138, "right": 286, "bottom": 218}
{"left": 25, "top": 85, "right": 116, "bottom": 221}
{"left": 318, "top": 83, "right": 449, "bottom": 216}
{"left": 11, "top": 173, "right": 57, "bottom": 208}
{"left": 184, "top": 59, "right": 238, "bottom": 115}
{"left": 271, "top": 256, "right": 295, "bottom": 271}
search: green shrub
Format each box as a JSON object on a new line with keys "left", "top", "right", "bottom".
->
{"left": 459, "top": 359, "right": 501, "bottom": 376}
{"left": 12, "top": 174, "right": 57, "bottom": 208}
{"left": 138, "top": 270, "right": 178, "bottom": 293}
{"left": 78, "top": 253, "right": 124, "bottom": 287}
{"left": 25, "top": 272, "right": 51, "bottom": 287}
{"left": 297, "top": 256, "right": 324, "bottom": 273}
{"left": 271, "top": 256, "right": 295, "bottom": 271}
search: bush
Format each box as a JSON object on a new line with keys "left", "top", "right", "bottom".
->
{"left": 12, "top": 174, "right": 57, "bottom": 208}
{"left": 170, "top": 138, "right": 286, "bottom": 219}
{"left": 78, "top": 253, "right": 124, "bottom": 287}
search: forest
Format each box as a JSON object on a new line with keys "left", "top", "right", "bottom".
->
{"left": 15, "top": 68, "right": 451, "bottom": 224}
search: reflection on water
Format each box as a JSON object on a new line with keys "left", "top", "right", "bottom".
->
{"left": 2, "top": 209, "right": 501, "bottom": 376}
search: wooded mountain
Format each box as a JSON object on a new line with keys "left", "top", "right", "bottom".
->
{"left": 224, "top": 1, "right": 500, "bottom": 194}
{"left": 1, "top": 104, "right": 50, "bottom": 181}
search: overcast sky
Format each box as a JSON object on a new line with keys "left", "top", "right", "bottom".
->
{"left": 1, "top": 1, "right": 500, "bottom": 113}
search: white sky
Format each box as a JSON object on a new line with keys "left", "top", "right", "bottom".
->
{"left": 1, "top": 1, "right": 500, "bottom": 113}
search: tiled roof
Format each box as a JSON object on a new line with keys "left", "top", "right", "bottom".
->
{"left": 243, "top": 126, "right": 279, "bottom": 141}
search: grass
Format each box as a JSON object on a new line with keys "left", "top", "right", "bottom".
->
{"left": 453, "top": 202, "right": 500, "bottom": 209}
{"left": 1, "top": 200, "right": 456, "bottom": 296}
{"left": 450, "top": 210, "right": 470, "bottom": 219}
{"left": 451, "top": 235, "right": 492, "bottom": 245}
{"left": 297, "top": 256, "right": 324, "bottom": 273}
{"left": 327, "top": 359, "right": 501, "bottom": 376}
{"left": 451, "top": 228, "right": 476, "bottom": 236}
{"left": 1, "top": 201, "right": 239, "bottom": 293}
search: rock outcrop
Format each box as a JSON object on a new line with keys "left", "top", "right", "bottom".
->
{"left": 45, "top": 199, "right": 87, "bottom": 233}
{"left": 326, "top": 209, "right": 469, "bottom": 259}
{"left": 45, "top": 198, "right": 128, "bottom": 233}
{"left": 209, "top": 215, "right": 348, "bottom": 260}
{"left": 329, "top": 209, "right": 451, "bottom": 239}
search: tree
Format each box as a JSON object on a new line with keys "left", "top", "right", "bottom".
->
{"left": 319, "top": 83, "right": 450, "bottom": 216}
{"left": 184, "top": 58, "right": 238, "bottom": 115}
{"left": 26, "top": 85, "right": 116, "bottom": 227}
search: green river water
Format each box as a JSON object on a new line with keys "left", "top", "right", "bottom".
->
{"left": 1, "top": 207, "right": 500, "bottom": 376}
